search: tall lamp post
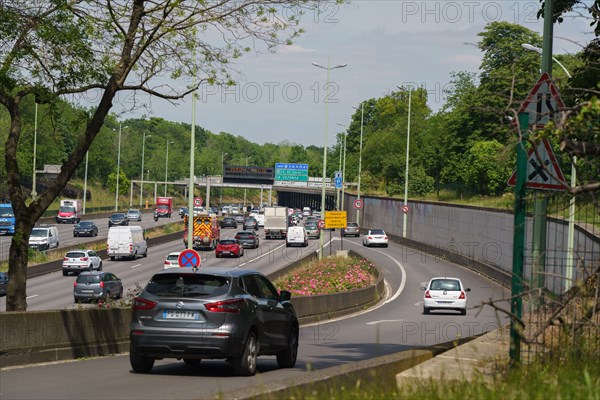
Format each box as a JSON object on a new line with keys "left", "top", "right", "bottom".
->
{"left": 244, "top": 156, "right": 251, "bottom": 211}
{"left": 522, "top": 42, "right": 576, "bottom": 290}
{"left": 32, "top": 103, "right": 39, "bottom": 200}
{"left": 221, "top": 151, "right": 227, "bottom": 209}
{"left": 312, "top": 59, "right": 347, "bottom": 260}
{"left": 352, "top": 104, "right": 364, "bottom": 223}
{"left": 114, "top": 123, "right": 127, "bottom": 211}
{"left": 336, "top": 123, "right": 348, "bottom": 210}
{"left": 140, "top": 132, "right": 152, "bottom": 208}
{"left": 83, "top": 151, "right": 89, "bottom": 214}
{"left": 397, "top": 86, "right": 412, "bottom": 238}
{"left": 164, "top": 140, "right": 174, "bottom": 196}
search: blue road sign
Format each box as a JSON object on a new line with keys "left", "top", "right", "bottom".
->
{"left": 334, "top": 177, "right": 342, "bottom": 189}
{"left": 178, "top": 249, "right": 201, "bottom": 268}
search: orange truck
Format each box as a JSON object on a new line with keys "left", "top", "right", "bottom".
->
{"left": 183, "top": 214, "right": 220, "bottom": 250}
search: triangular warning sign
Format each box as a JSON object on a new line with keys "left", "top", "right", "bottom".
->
{"left": 507, "top": 138, "right": 567, "bottom": 191}
{"left": 518, "top": 72, "right": 565, "bottom": 129}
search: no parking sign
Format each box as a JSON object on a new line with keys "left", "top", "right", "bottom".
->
{"left": 178, "top": 249, "right": 201, "bottom": 268}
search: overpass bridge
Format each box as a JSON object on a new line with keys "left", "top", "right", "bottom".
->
{"left": 128, "top": 176, "right": 354, "bottom": 211}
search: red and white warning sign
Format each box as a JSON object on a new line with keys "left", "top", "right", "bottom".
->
{"left": 518, "top": 72, "right": 564, "bottom": 129}
{"left": 507, "top": 138, "right": 567, "bottom": 191}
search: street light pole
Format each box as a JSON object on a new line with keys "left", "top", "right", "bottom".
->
{"left": 165, "top": 140, "right": 174, "bottom": 197}
{"left": 140, "top": 132, "right": 151, "bottom": 208}
{"left": 114, "top": 123, "right": 127, "bottom": 211}
{"left": 336, "top": 123, "right": 348, "bottom": 211}
{"left": 244, "top": 156, "right": 251, "bottom": 211}
{"left": 221, "top": 151, "right": 227, "bottom": 209}
{"left": 83, "top": 151, "right": 89, "bottom": 214}
{"left": 32, "top": 103, "right": 38, "bottom": 200}
{"left": 353, "top": 104, "right": 364, "bottom": 224}
{"left": 398, "top": 86, "right": 412, "bottom": 238}
{"left": 312, "top": 59, "right": 348, "bottom": 260}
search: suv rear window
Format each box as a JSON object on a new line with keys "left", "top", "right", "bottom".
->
{"left": 236, "top": 233, "right": 254, "bottom": 238}
{"left": 347, "top": 223, "right": 358, "bottom": 227}
{"left": 77, "top": 275, "right": 101, "bottom": 284}
{"left": 146, "top": 274, "right": 230, "bottom": 297}
{"left": 66, "top": 251, "right": 86, "bottom": 258}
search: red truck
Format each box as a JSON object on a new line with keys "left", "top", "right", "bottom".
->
{"left": 154, "top": 197, "right": 173, "bottom": 221}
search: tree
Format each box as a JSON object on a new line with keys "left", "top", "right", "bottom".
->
{"left": 0, "top": 0, "right": 338, "bottom": 311}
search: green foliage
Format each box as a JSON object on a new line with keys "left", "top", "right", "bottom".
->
{"left": 464, "top": 140, "right": 512, "bottom": 196}
{"left": 408, "top": 166, "right": 435, "bottom": 197}
{"left": 106, "top": 170, "right": 130, "bottom": 194}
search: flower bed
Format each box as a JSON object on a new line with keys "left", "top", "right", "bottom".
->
{"left": 274, "top": 256, "right": 377, "bottom": 297}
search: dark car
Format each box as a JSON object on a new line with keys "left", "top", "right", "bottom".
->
{"left": 220, "top": 217, "right": 237, "bottom": 229}
{"left": 179, "top": 207, "right": 188, "bottom": 218}
{"left": 341, "top": 222, "right": 360, "bottom": 237}
{"left": 215, "top": 239, "right": 244, "bottom": 258}
{"left": 129, "top": 268, "right": 299, "bottom": 376}
{"left": 235, "top": 231, "right": 260, "bottom": 249}
{"left": 73, "top": 271, "right": 123, "bottom": 303}
{"left": 243, "top": 217, "right": 258, "bottom": 231}
{"left": 0, "top": 272, "right": 8, "bottom": 297}
{"left": 108, "top": 213, "right": 129, "bottom": 228}
{"left": 73, "top": 221, "right": 98, "bottom": 237}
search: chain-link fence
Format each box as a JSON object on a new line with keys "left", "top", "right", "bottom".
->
{"left": 520, "top": 191, "right": 600, "bottom": 363}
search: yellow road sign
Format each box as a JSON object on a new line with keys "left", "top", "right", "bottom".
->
{"left": 325, "top": 211, "right": 347, "bottom": 229}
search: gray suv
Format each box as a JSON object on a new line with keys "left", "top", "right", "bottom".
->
{"left": 129, "top": 268, "right": 299, "bottom": 376}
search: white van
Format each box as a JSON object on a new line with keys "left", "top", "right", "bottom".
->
{"left": 107, "top": 226, "right": 148, "bottom": 261}
{"left": 286, "top": 226, "right": 308, "bottom": 247}
{"left": 29, "top": 225, "right": 59, "bottom": 251}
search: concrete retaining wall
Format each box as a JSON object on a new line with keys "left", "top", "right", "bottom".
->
{"left": 348, "top": 193, "right": 600, "bottom": 294}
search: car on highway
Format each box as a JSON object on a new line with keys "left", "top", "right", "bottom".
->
{"left": 243, "top": 217, "right": 258, "bottom": 231}
{"left": 73, "top": 221, "right": 98, "bottom": 237}
{"left": 302, "top": 207, "right": 312, "bottom": 217}
{"left": 129, "top": 267, "right": 299, "bottom": 376}
{"left": 305, "top": 215, "right": 319, "bottom": 224}
{"left": 233, "top": 213, "right": 245, "bottom": 225}
{"left": 255, "top": 214, "right": 265, "bottom": 228}
{"left": 215, "top": 239, "right": 244, "bottom": 258}
{"left": 127, "top": 209, "right": 142, "bottom": 222}
{"left": 62, "top": 249, "right": 102, "bottom": 276}
{"left": 421, "top": 277, "right": 471, "bottom": 315}
{"left": 304, "top": 221, "right": 320, "bottom": 239}
{"left": 220, "top": 217, "right": 237, "bottom": 229}
{"left": 286, "top": 226, "right": 308, "bottom": 247}
{"left": 235, "top": 231, "right": 260, "bottom": 249}
{"left": 0, "top": 272, "right": 8, "bottom": 297}
{"left": 341, "top": 222, "right": 360, "bottom": 237}
{"left": 362, "top": 229, "right": 388, "bottom": 247}
{"left": 73, "top": 271, "right": 123, "bottom": 303}
{"left": 108, "top": 212, "right": 129, "bottom": 227}
{"left": 179, "top": 206, "right": 188, "bottom": 218}
{"left": 163, "top": 251, "right": 181, "bottom": 269}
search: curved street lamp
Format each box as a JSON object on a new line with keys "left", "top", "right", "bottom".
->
{"left": 352, "top": 104, "right": 364, "bottom": 224}
{"left": 140, "top": 132, "right": 152, "bottom": 208}
{"left": 165, "top": 140, "right": 174, "bottom": 196}
{"left": 312, "top": 59, "right": 347, "bottom": 260}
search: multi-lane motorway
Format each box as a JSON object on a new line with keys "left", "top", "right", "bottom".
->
{"left": 0, "top": 219, "right": 510, "bottom": 399}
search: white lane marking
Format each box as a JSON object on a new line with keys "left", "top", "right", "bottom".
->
{"left": 130, "top": 264, "right": 142, "bottom": 269}
{"left": 415, "top": 301, "right": 424, "bottom": 306}
{"left": 366, "top": 319, "right": 405, "bottom": 325}
{"left": 26, "top": 295, "right": 39, "bottom": 300}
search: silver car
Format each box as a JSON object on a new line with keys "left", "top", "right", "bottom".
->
{"left": 73, "top": 271, "right": 123, "bottom": 303}
{"left": 62, "top": 249, "right": 102, "bottom": 276}
{"left": 129, "top": 268, "right": 299, "bottom": 376}
{"left": 127, "top": 209, "right": 142, "bottom": 221}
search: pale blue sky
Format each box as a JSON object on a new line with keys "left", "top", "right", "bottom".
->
{"left": 118, "top": 1, "right": 592, "bottom": 146}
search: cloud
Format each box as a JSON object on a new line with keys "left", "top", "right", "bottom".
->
{"left": 444, "top": 54, "right": 482, "bottom": 68}
{"left": 276, "top": 44, "right": 316, "bottom": 54}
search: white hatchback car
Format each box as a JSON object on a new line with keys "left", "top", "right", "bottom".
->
{"left": 421, "top": 277, "right": 471, "bottom": 315}
{"left": 362, "top": 229, "right": 388, "bottom": 247}
{"left": 163, "top": 252, "right": 181, "bottom": 269}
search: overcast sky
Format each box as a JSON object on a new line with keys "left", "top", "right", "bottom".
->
{"left": 116, "top": 1, "right": 592, "bottom": 147}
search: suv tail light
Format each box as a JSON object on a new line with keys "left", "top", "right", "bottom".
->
{"left": 100, "top": 281, "right": 104, "bottom": 288}
{"left": 80, "top": 257, "right": 88, "bottom": 261}
{"left": 458, "top": 291, "right": 466, "bottom": 299}
{"left": 424, "top": 290, "right": 431, "bottom": 299}
{"left": 133, "top": 297, "right": 157, "bottom": 310}
{"left": 205, "top": 298, "right": 245, "bottom": 313}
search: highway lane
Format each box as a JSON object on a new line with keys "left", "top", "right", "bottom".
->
{"left": 0, "top": 235, "right": 510, "bottom": 400}
{"left": 0, "top": 210, "right": 180, "bottom": 262}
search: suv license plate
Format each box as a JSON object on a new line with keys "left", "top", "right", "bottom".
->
{"left": 164, "top": 310, "right": 200, "bottom": 320}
